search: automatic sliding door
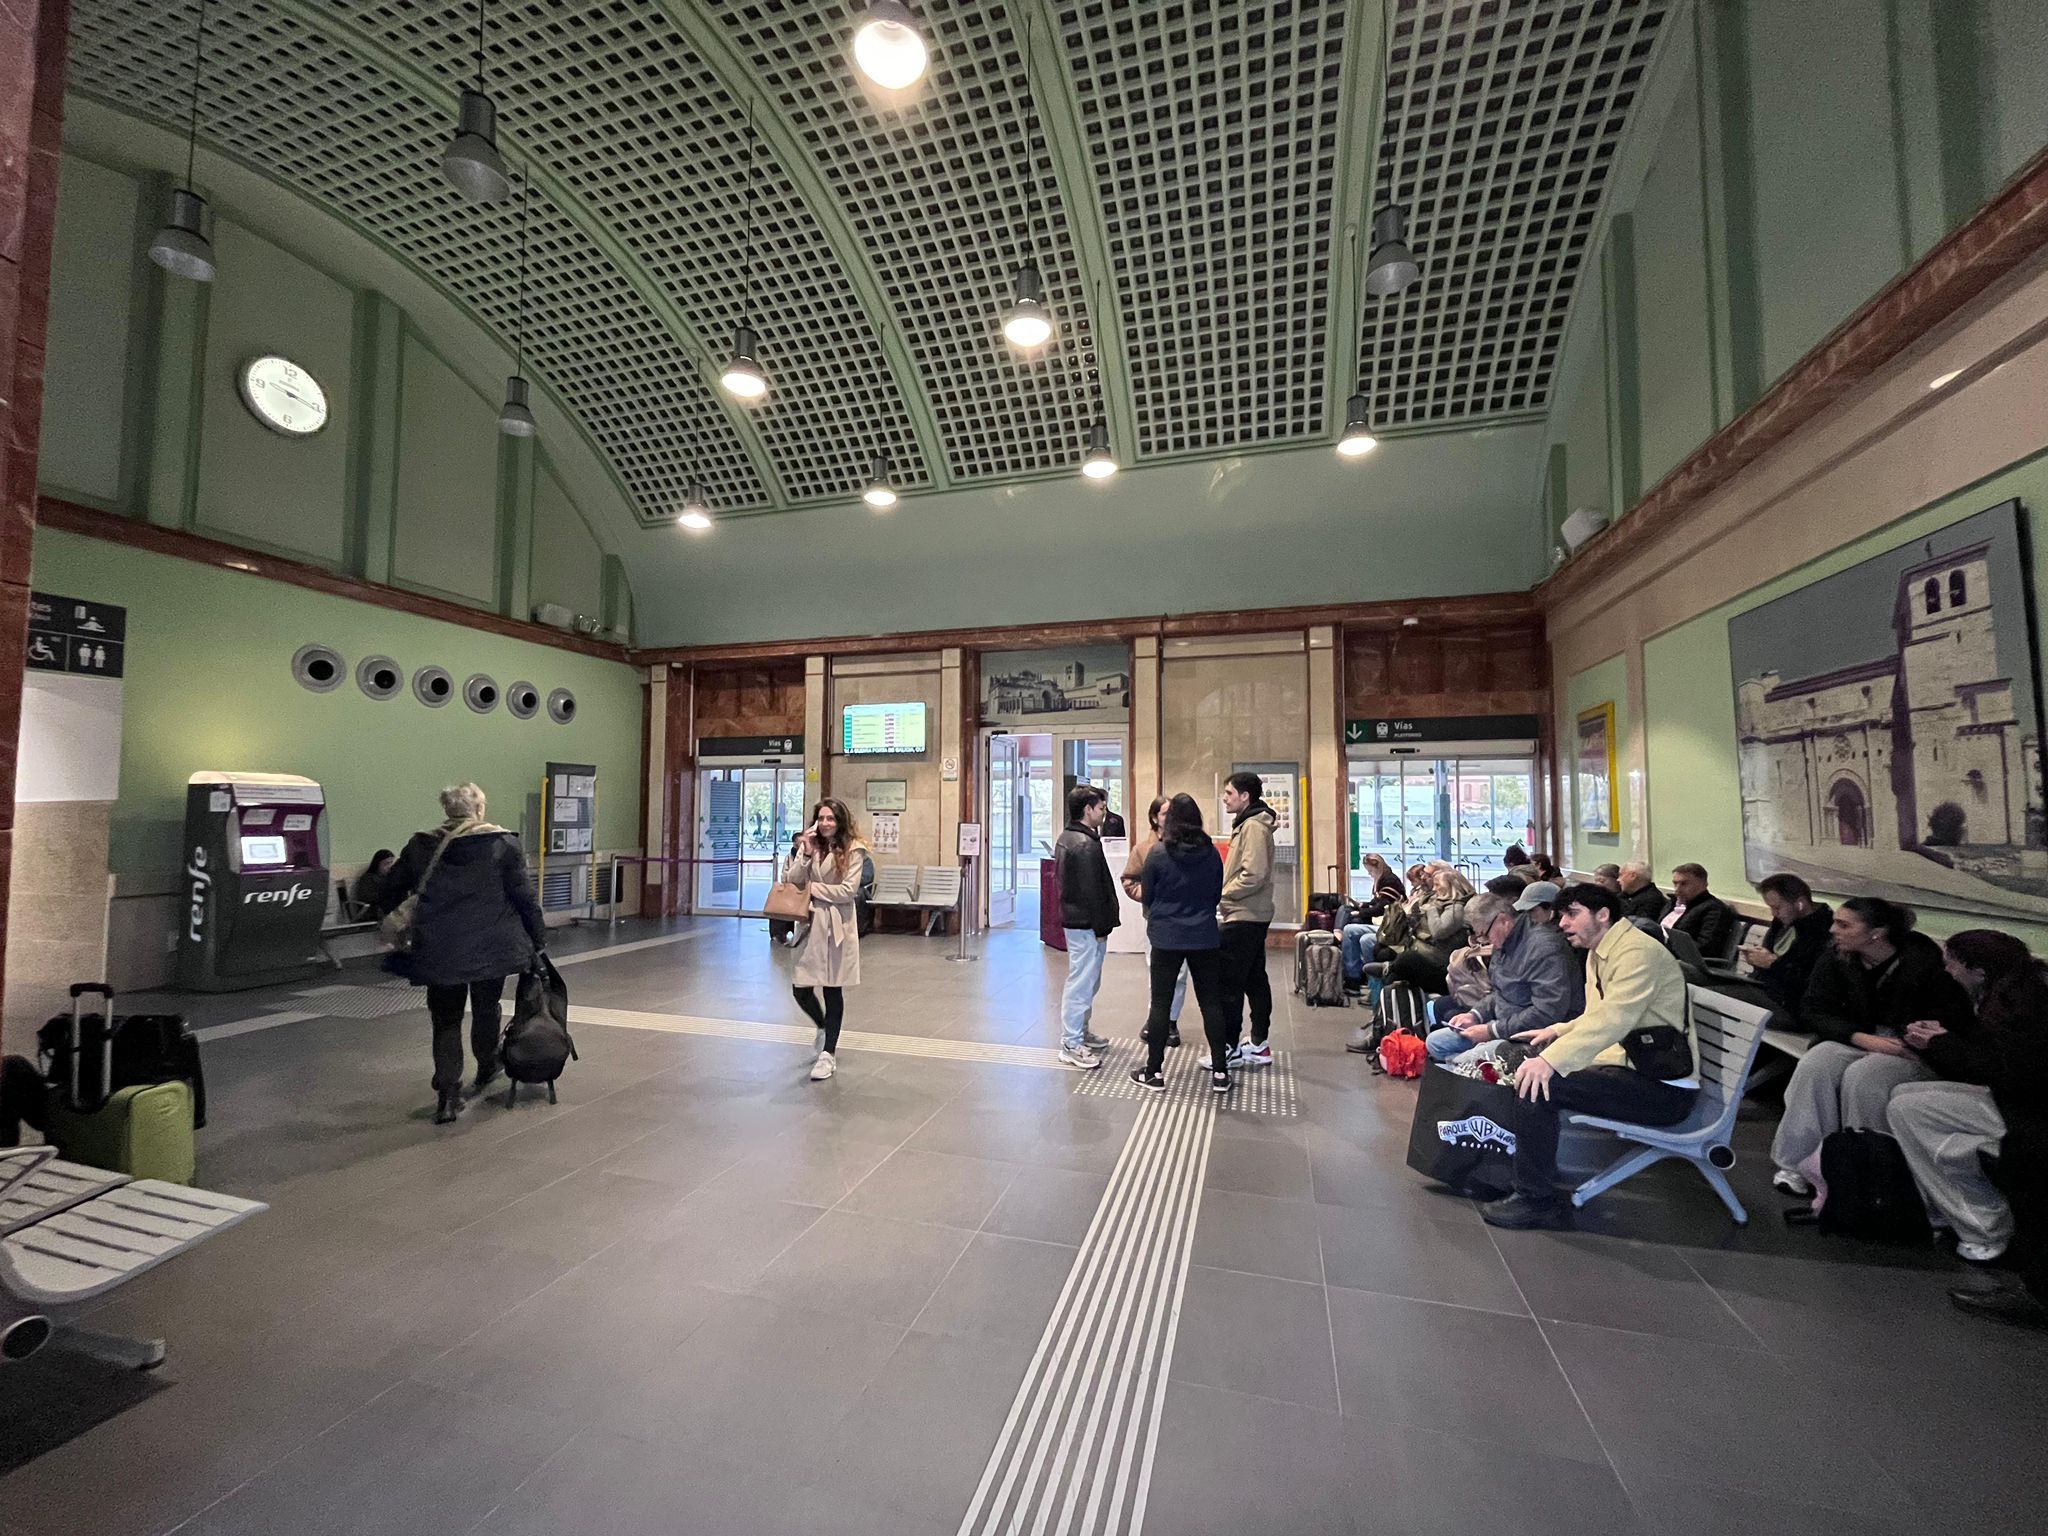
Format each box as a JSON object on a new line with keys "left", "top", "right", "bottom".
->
{"left": 696, "top": 769, "right": 742, "bottom": 911}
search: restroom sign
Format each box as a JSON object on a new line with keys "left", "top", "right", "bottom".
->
{"left": 27, "top": 591, "right": 127, "bottom": 678}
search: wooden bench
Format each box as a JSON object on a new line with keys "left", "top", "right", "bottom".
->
{"left": 1, "top": 1146, "right": 266, "bottom": 1369}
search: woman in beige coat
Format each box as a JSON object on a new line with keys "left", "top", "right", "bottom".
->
{"left": 785, "top": 796, "right": 869, "bottom": 1081}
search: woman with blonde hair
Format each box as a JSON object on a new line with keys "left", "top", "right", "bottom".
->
{"left": 785, "top": 796, "right": 871, "bottom": 1081}
{"left": 1382, "top": 865, "right": 1475, "bottom": 996}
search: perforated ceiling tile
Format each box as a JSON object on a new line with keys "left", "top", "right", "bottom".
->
{"left": 1058, "top": 0, "right": 1351, "bottom": 459}
{"left": 714, "top": 0, "right": 1105, "bottom": 482}
{"left": 68, "top": 0, "right": 769, "bottom": 523}
{"left": 331, "top": 0, "right": 931, "bottom": 503}
{"left": 1358, "top": 0, "right": 1668, "bottom": 429}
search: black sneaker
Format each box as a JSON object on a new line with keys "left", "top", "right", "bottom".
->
{"left": 1480, "top": 1192, "right": 1570, "bottom": 1230}
{"left": 1166, "top": 1028, "right": 1182, "bottom": 1048}
{"left": 469, "top": 1064, "right": 503, "bottom": 1097}
{"left": 1210, "top": 1070, "right": 1231, "bottom": 1095}
{"left": 1130, "top": 1068, "right": 1166, "bottom": 1092}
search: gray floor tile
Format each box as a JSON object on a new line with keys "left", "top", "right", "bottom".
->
{"left": 1201, "top": 1136, "right": 1314, "bottom": 1201}
{"left": 699, "top": 1124, "right": 901, "bottom": 1207}
{"left": 1325, "top": 1286, "right": 1605, "bottom": 1461}
{"left": 1628, "top": 1474, "right": 1928, "bottom": 1536}
{"left": 468, "top": 1427, "right": 801, "bottom": 1536}
{"left": 1490, "top": 1229, "right": 1764, "bottom": 1348}
{"left": 1168, "top": 1266, "right": 1338, "bottom": 1412}
{"left": 1315, "top": 1201, "right": 1529, "bottom": 1314}
{"left": 1190, "top": 1187, "right": 1326, "bottom": 1283}
{"left": 911, "top": 1231, "right": 1078, "bottom": 1345}
{"left": 982, "top": 1165, "right": 1113, "bottom": 1246}
{"left": 461, "top": 1165, "right": 690, "bottom": 1262}
{"left": 1344, "top": 1418, "right": 1641, "bottom": 1536}
{"left": 836, "top": 1147, "right": 1023, "bottom": 1230}
{"left": 749, "top": 1209, "right": 973, "bottom": 1327}
{"left": 580, "top": 1183, "right": 824, "bottom": 1293}
{"left": 1145, "top": 1381, "right": 1363, "bottom": 1536}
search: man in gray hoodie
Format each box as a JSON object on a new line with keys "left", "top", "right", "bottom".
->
{"left": 1214, "top": 770, "right": 1279, "bottom": 1068}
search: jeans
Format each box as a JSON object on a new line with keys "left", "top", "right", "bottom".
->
{"left": 1144, "top": 948, "right": 1227, "bottom": 1074}
{"left": 1341, "top": 923, "right": 1378, "bottom": 982}
{"left": 1511, "top": 1067, "right": 1695, "bottom": 1199}
{"left": 1425, "top": 1025, "right": 1482, "bottom": 1062}
{"left": 1061, "top": 929, "right": 1108, "bottom": 1051}
{"left": 426, "top": 977, "right": 507, "bottom": 1095}
{"left": 793, "top": 985, "right": 846, "bottom": 1053}
{"left": 1218, "top": 921, "right": 1273, "bottom": 1046}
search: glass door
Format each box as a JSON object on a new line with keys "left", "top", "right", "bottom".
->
{"left": 1348, "top": 754, "right": 1536, "bottom": 891}
{"left": 986, "top": 733, "right": 1020, "bottom": 926}
{"left": 1059, "top": 735, "right": 1127, "bottom": 826}
{"left": 697, "top": 764, "right": 809, "bottom": 914}
{"left": 696, "top": 768, "right": 744, "bottom": 912}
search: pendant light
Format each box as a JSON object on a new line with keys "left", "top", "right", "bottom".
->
{"left": 677, "top": 482, "right": 714, "bottom": 531}
{"left": 852, "top": 1, "right": 929, "bottom": 91}
{"left": 1337, "top": 228, "right": 1378, "bottom": 458}
{"left": 497, "top": 170, "right": 538, "bottom": 438}
{"left": 1364, "top": 205, "right": 1419, "bottom": 297}
{"left": 1002, "top": 13, "right": 1054, "bottom": 353}
{"left": 148, "top": 0, "right": 216, "bottom": 282}
{"left": 441, "top": 0, "right": 512, "bottom": 205}
{"left": 721, "top": 101, "right": 769, "bottom": 402}
{"left": 1079, "top": 286, "right": 1117, "bottom": 480}
{"left": 863, "top": 455, "right": 899, "bottom": 509}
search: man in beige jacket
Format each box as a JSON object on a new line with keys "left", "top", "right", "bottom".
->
{"left": 1213, "top": 770, "right": 1279, "bottom": 1068}
{"left": 1480, "top": 882, "right": 1699, "bottom": 1230}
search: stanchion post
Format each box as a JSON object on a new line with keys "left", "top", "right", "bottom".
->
{"left": 946, "top": 852, "right": 978, "bottom": 963}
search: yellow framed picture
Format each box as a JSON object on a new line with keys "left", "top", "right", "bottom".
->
{"left": 1576, "top": 702, "right": 1617, "bottom": 835}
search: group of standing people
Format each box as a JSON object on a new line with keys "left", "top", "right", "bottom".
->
{"left": 1052, "top": 771, "right": 1280, "bottom": 1094}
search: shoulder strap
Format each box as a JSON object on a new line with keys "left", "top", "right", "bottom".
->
{"left": 417, "top": 820, "right": 474, "bottom": 897}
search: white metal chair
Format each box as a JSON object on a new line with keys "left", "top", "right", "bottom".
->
{"left": 868, "top": 863, "right": 921, "bottom": 910}
{"left": 913, "top": 865, "right": 965, "bottom": 936}
{"left": 1566, "top": 986, "right": 1771, "bottom": 1223}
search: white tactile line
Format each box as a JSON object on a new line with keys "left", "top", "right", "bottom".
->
{"left": 191, "top": 1010, "right": 324, "bottom": 1043}
{"left": 955, "top": 1091, "right": 1217, "bottom": 1536}
{"left": 546, "top": 927, "right": 712, "bottom": 966}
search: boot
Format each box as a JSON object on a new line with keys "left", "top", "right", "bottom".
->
{"left": 434, "top": 1090, "right": 462, "bottom": 1125}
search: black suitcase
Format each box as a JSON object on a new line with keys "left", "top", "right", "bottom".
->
{"left": 37, "top": 982, "right": 206, "bottom": 1128}
{"left": 1307, "top": 866, "right": 1345, "bottom": 916}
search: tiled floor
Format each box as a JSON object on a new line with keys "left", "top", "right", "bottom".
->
{"left": 3, "top": 916, "right": 2044, "bottom": 1535}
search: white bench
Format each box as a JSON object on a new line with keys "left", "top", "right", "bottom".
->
{"left": 1, "top": 1146, "right": 266, "bottom": 1369}
{"left": 868, "top": 863, "right": 921, "bottom": 911}
{"left": 865, "top": 864, "right": 964, "bottom": 936}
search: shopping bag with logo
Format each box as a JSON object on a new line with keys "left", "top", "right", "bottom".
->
{"left": 1403, "top": 1062, "right": 1522, "bottom": 1197}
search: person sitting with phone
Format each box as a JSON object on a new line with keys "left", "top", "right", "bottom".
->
{"left": 1722, "top": 873, "right": 1832, "bottom": 1024}
{"left": 1427, "top": 885, "right": 1583, "bottom": 1063}
{"left": 1480, "top": 882, "right": 1698, "bottom": 1231}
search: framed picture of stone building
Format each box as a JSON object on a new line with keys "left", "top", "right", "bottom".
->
{"left": 979, "top": 645, "right": 1131, "bottom": 727}
{"left": 1728, "top": 500, "right": 2047, "bottom": 919}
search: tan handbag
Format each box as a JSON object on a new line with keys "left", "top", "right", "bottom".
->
{"left": 764, "top": 881, "right": 811, "bottom": 921}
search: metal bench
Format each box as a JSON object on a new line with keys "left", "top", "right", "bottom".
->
{"left": 909, "top": 865, "right": 965, "bottom": 937}
{"left": 318, "top": 878, "right": 381, "bottom": 970}
{"left": 1566, "top": 986, "right": 1772, "bottom": 1224}
{"left": 867, "top": 863, "right": 921, "bottom": 911}
{"left": 0, "top": 1146, "right": 266, "bottom": 1369}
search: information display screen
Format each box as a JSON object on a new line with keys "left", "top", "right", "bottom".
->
{"left": 239, "top": 835, "right": 288, "bottom": 866}
{"left": 842, "top": 702, "right": 927, "bottom": 755}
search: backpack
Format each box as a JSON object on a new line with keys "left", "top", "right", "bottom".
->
{"left": 1303, "top": 937, "right": 1346, "bottom": 1007}
{"left": 1816, "top": 1129, "right": 1930, "bottom": 1244}
{"left": 1379, "top": 1030, "right": 1426, "bottom": 1078}
{"left": 856, "top": 849, "right": 877, "bottom": 902}
{"left": 499, "top": 954, "right": 578, "bottom": 1105}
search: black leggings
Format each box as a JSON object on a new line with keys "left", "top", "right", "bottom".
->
{"left": 1145, "top": 949, "right": 1227, "bottom": 1075}
{"left": 426, "top": 978, "right": 506, "bottom": 1094}
{"left": 794, "top": 985, "right": 845, "bottom": 1053}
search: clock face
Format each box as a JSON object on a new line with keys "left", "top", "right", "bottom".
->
{"left": 238, "top": 355, "right": 329, "bottom": 437}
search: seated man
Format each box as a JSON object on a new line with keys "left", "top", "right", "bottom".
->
{"left": 1481, "top": 883, "right": 1698, "bottom": 1230}
{"left": 1617, "top": 861, "right": 1665, "bottom": 923}
{"left": 1660, "top": 862, "right": 1737, "bottom": 959}
{"left": 1427, "top": 884, "right": 1583, "bottom": 1062}
{"left": 1716, "top": 872, "right": 1832, "bottom": 1024}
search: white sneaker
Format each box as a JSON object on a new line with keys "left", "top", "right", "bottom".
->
{"left": 809, "top": 1051, "right": 836, "bottom": 1081}
{"left": 1238, "top": 1041, "right": 1273, "bottom": 1067}
{"left": 1198, "top": 1045, "right": 1244, "bottom": 1071}
{"left": 1772, "top": 1168, "right": 1813, "bottom": 1197}
{"left": 1957, "top": 1239, "right": 2009, "bottom": 1264}
{"left": 1059, "top": 1045, "right": 1103, "bottom": 1071}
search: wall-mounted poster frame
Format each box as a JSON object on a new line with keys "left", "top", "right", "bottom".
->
{"left": 1576, "top": 703, "right": 1617, "bottom": 836}
{"left": 865, "top": 779, "right": 908, "bottom": 812}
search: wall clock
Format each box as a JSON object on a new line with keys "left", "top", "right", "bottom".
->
{"left": 238, "top": 355, "right": 329, "bottom": 437}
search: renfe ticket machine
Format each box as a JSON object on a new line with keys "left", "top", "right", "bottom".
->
{"left": 177, "top": 772, "right": 330, "bottom": 991}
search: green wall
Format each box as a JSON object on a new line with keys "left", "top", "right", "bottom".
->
{"left": 1640, "top": 451, "right": 2048, "bottom": 948}
{"left": 30, "top": 529, "right": 643, "bottom": 885}
{"left": 1564, "top": 653, "right": 1632, "bottom": 866}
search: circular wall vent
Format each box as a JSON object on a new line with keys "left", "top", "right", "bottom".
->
{"left": 292, "top": 644, "right": 344, "bottom": 693}
{"left": 463, "top": 674, "right": 500, "bottom": 714}
{"left": 412, "top": 666, "right": 454, "bottom": 708}
{"left": 356, "top": 655, "right": 402, "bottom": 700}
{"left": 507, "top": 681, "right": 540, "bottom": 720}
{"left": 546, "top": 688, "right": 577, "bottom": 725}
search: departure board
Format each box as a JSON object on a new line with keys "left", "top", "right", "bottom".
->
{"left": 842, "top": 702, "right": 927, "bottom": 755}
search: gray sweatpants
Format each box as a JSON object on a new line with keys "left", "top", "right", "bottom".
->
{"left": 1770, "top": 1041, "right": 1934, "bottom": 1172}
{"left": 1887, "top": 1079, "right": 2013, "bottom": 1250}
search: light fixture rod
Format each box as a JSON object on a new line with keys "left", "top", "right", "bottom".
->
{"left": 512, "top": 168, "right": 531, "bottom": 375}
{"left": 742, "top": 97, "right": 757, "bottom": 315}
{"left": 472, "top": 0, "right": 489, "bottom": 92}
{"left": 182, "top": 0, "right": 208, "bottom": 191}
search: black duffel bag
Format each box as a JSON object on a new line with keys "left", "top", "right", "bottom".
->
{"left": 499, "top": 954, "right": 577, "bottom": 1106}
{"left": 1404, "top": 1062, "right": 1523, "bottom": 1199}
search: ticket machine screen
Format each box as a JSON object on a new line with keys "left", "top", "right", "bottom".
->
{"left": 239, "top": 835, "right": 288, "bottom": 866}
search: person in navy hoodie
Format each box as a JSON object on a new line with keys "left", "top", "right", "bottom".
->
{"left": 1132, "top": 793, "right": 1234, "bottom": 1095}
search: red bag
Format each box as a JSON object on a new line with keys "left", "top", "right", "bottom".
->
{"left": 1378, "top": 1030, "right": 1426, "bottom": 1078}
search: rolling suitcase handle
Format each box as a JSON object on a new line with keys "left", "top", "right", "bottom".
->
{"left": 64, "top": 982, "right": 117, "bottom": 1114}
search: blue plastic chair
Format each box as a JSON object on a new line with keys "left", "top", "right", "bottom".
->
{"left": 1566, "top": 986, "right": 1772, "bottom": 1223}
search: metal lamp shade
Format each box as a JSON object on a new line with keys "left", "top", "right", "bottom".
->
{"left": 441, "top": 88, "right": 512, "bottom": 204}
{"left": 721, "top": 326, "right": 768, "bottom": 400}
{"left": 1364, "top": 206, "right": 1419, "bottom": 297}
{"left": 498, "top": 375, "right": 537, "bottom": 437}
{"left": 1336, "top": 392, "right": 1377, "bottom": 457}
{"left": 1002, "top": 263, "right": 1054, "bottom": 350}
{"left": 148, "top": 188, "right": 217, "bottom": 282}
{"left": 1080, "top": 417, "right": 1117, "bottom": 479}
{"left": 853, "top": 1, "right": 928, "bottom": 90}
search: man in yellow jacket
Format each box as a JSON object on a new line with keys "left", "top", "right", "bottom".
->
{"left": 1482, "top": 882, "right": 1699, "bottom": 1230}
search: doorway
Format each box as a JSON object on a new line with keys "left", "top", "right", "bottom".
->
{"left": 1346, "top": 752, "right": 1536, "bottom": 892}
{"left": 694, "top": 763, "right": 807, "bottom": 914}
{"left": 980, "top": 729, "right": 1127, "bottom": 927}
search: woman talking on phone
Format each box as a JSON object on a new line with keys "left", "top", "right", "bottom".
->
{"left": 784, "top": 797, "right": 870, "bottom": 1082}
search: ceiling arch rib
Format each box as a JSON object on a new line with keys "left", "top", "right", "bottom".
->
{"left": 329, "top": 0, "right": 934, "bottom": 507}
{"left": 68, "top": 0, "right": 777, "bottom": 522}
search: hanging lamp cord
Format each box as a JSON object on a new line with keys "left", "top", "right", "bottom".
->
{"left": 473, "top": 0, "right": 489, "bottom": 92}
{"left": 743, "top": 98, "right": 758, "bottom": 319}
{"left": 1022, "top": 9, "right": 1036, "bottom": 269}
{"left": 513, "top": 169, "right": 531, "bottom": 375}
{"left": 183, "top": 0, "right": 208, "bottom": 191}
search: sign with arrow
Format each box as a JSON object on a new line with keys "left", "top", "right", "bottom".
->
{"left": 1346, "top": 715, "right": 1539, "bottom": 745}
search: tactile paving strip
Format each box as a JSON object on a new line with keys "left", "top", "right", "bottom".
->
{"left": 1071, "top": 1037, "right": 1298, "bottom": 1117}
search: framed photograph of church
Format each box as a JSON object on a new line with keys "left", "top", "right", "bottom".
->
{"left": 1728, "top": 499, "right": 2048, "bottom": 919}
{"left": 1576, "top": 703, "right": 1617, "bottom": 835}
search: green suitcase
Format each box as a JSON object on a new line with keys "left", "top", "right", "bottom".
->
{"left": 48, "top": 1079, "right": 196, "bottom": 1185}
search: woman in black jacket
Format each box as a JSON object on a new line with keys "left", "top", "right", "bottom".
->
{"left": 382, "top": 782, "right": 548, "bottom": 1124}
{"left": 1769, "top": 896, "right": 1972, "bottom": 1194}
{"left": 1132, "top": 794, "right": 1232, "bottom": 1095}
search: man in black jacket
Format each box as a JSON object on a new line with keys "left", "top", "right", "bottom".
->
{"left": 1735, "top": 873, "right": 1833, "bottom": 1023}
{"left": 1054, "top": 785, "right": 1119, "bottom": 1070}
{"left": 1659, "top": 863, "right": 1737, "bottom": 959}
{"left": 1617, "top": 863, "right": 1665, "bottom": 923}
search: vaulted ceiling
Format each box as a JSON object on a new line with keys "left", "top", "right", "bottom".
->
{"left": 67, "top": 0, "right": 1669, "bottom": 527}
